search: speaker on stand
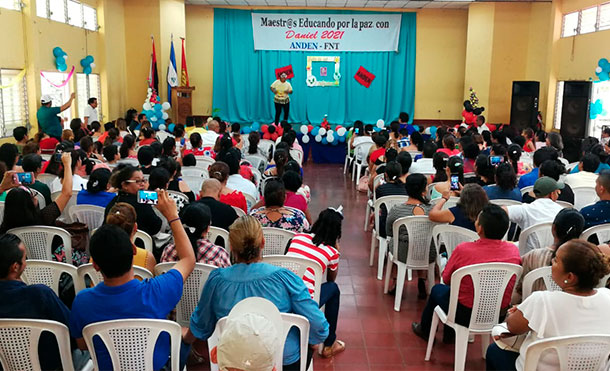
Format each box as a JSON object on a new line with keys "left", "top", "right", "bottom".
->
{"left": 510, "top": 81, "right": 540, "bottom": 133}
{"left": 559, "top": 81, "right": 592, "bottom": 140}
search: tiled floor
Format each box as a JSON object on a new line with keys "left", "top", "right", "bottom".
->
{"left": 304, "top": 163, "right": 487, "bottom": 371}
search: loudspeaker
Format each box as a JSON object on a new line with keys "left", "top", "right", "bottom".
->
{"left": 510, "top": 81, "right": 540, "bottom": 132}
{"left": 559, "top": 81, "right": 592, "bottom": 140}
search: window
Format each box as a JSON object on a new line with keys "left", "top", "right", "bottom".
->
{"left": 0, "top": 0, "right": 20, "bottom": 11}
{"left": 553, "top": 81, "right": 565, "bottom": 130}
{"left": 76, "top": 73, "right": 101, "bottom": 121}
{"left": 561, "top": 3, "right": 610, "bottom": 37}
{"left": 589, "top": 81, "right": 610, "bottom": 138}
{"left": 40, "top": 72, "right": 72, "bottom": 127}
{"left": 37, "top": 0, "right": 97, "bottom": 31}
{"left": 0, "top": 69, "right": 29, "bottom": 138}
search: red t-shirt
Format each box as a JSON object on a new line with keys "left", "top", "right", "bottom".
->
{"left": 39, "top": 137, "right": 59, "bottom": 154}
{"left": 220, "top": 191, "right": 247, "bottom": 213}
{"left": 139, "top": 138, "right": 157, "bottom": 146}
{"left": 370, "top": 147, "right": 386, "bottom": 163}
{"left": 260, "top": 191, "right": 308, "bottom": 214}
{"left": 287, "top": 233, "right": 340, "bottom": 297}
{"left": 184, "top": 147, "right": 216, "bottom": 159}
{"left": 437, "top": 148, "right": 461, "bottom": 157}
{"left": 442, "top": 238, "right": 521, "bottom": 308}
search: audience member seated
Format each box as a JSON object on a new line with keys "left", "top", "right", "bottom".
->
{"left": 102, "top": 144, "right": 120, "bottom": 165}
{"left": 564, "top": 153, "right": 600, "bottom": 188}
{"left": 373, "top": 161, "right": 407, "bottom": 237}
{"left": 0, "top": 233, "right": 90, "bottom": 369}
{"left": 105, "top": 202, "right": 157, "bottom": 272}
{"left": 483, "top": 162, "right": 521, "bottom": 201}
{"left": 386, "top": 173, "right": 435, "bottom": 298}
{"left": 0, "top": 153, "right": 88, "bottom": 264}
{"left": 208, "top": 161, "right": 247, "bottom": 212}
{"left": 137, "top": 146, "right": 156, "bottom": 175}
{"left": 512, "top": 208, "right": 584, "bottom": 303}
{"left": 69, "top": 149, "right": 90, "bottom": 191}
{"left": 522, "top": 128, "right": 536, "bottom": 153}
{"left": 404, "top": 131, "right": 423, "bottom": 153}
{"left": 409, "top": 140, "right": 437, "bottom": 175}
{"left": 518, "top": 147, "right": 558, "bottom": 189}
{"left": 184, "top": 215, "right": 329, "bottom": 369}
{"left": 429, "top": 183, "right": 489, "bottom": 232}
{"left": 277, "top": 170, "right": 311, "bottom": 223}
{"left": 217, "top": 147, "right": 258, "bottom": 200}
{"left": 522, "top": 159, "right": 574, "bottom": 204}
{"left": 201, "top": 119, "right": 220, "bottom": 148}
{"left": 139, "top": 127, "right": 157, "bottom": 146}
{"left": 396, "top": 151, "right": 412, "bottom": 181}
{"left": 581, "top": 170, "right": 610, "bottom": 231}
{"left": 287, "top": 207, "right": 345, "bottom": 357}
{"left": 77, "top": 167, "right": 115, "bottom": 208}
{"left": 158, "top": 157, "right": 195, "bottom": 202}
{"left": 0, "top": 143, "right": 20, "bottom": 171}
{"left": 246, "top": 131, "right": 269, "bottom": 158}
{"left": 186, "top": 116, "right": 208, "bottom": 136}
{"left": 463, "top": 142, "right": 480, "bottom": 174}
{"left": 507, "top": 144, "right": 531, "bottom": 175}
{"left": 70, "top": 191, "right": 194, "bottom": 370}
{"left": 437, "top": 134, "right": 460, "bottom": 157}
{"left": 504, "top": 176, "right": 564, "bottom": 252}
{"left": 431, "top": 156, "right": 464, "bottom": 200}
{"left": 21, "top": 153, "right": 52, "bottom": 205}
{"left": 569, "top": 143, "right": 610, "bottom": 174}
{"left": 412, "top": 204, "right": 520, "bottom": 342}
{"left": 104, "top": 164, "right": 162, "bottom": 238}
{"left": 198, "top": 179, "right": 238, "bottom": 231}
{"left": 250, "top": 179, "right": 309, "bottom": 233}
{"left": 183, "top": 132, "right": 206, "bottom": 157}
{"left": 12, "top": 126, "right": 28, "bottom": 154}
{"left": 148, "top": 167, "right": 171, "bottom": 191}
{"left": 161, "top": 202, "right": 230, "bottom": 267}
{"left": 119, "top": 134, "right": 137, "bottom": 159}
{"left": 464, "top": 154, "right": 495, "bottom": 186}
{"left": 486, "top": 240, "right": 610, "bottom": 371}
{"left": 35, "top": 131, "right": 59, "bottom": 154}
{"left": 369, "top": 132, "right": 388, "bottom": 168}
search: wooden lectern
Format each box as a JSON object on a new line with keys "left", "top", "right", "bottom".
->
{"left": 171, "top": 86, "right": 195, "bottom": 126}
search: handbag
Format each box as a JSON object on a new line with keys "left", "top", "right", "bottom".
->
{"left": 55, "top": 220, "right": 90, "bottom": 253}
{"left": 357, "top": 175, "right": 369, "bottom": 193}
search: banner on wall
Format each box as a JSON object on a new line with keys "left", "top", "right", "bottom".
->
{"left": 251, "top": 13, "right": 401, "bottom": 52}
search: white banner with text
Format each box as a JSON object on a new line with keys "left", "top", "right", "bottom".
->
{"left": 251, "top": 13, "right": 402, "bottom": 52}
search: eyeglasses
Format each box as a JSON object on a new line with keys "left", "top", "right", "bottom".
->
{"left": 125, "top": 178, "right": 147, "bottom": 185}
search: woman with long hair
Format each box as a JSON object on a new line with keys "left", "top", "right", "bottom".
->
{"left": 287, "top": 207, "right": 346, "bottom": 357}
{"left": 507, "top": 144, "right": 531, "bottom": 175}
{"left": 431, "top": 156, "right": 464, "bottom": 199}
{"left": 432, "top": 152, "right": 449, "bottom": 183}
{"left": 522, "top": 128, "right": 536, "bottom": 153}
{"left": 483, "top": 162, "right": 521, "bottom": 201}
{"left": 76, "top": 167, "right": 116, "bottom": 208}
{"left": 429, "top": 183, "right": 489, "bottom": 232}
{"left": 249, "top": 179, "right": 309, "bottom": 233}
{"left": 119, "top": 134, "right": 136, "bottom": 159}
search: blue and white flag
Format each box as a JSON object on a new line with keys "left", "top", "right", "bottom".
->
{"left": 167, "top": 39, "right": 178, "bottom": 104}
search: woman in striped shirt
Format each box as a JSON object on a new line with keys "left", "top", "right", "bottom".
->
{"left": 287, "top": 207, "right": 345, "bottom": 358}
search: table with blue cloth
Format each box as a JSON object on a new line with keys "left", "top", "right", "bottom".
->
{"left": 297, "top": 134, "right": 347, "bottom": 164}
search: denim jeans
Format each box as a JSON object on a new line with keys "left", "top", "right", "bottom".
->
{"left": 319, "top": 281, "right": 340, "bottom": 347}
{"left": 485, "top": 343, "right": 518, "bottom": 370}
{"left": 420, "top": 284, "right": 473, "bottom": 338}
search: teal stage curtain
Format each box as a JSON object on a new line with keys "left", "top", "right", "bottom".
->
{"left": 212, "top": 9, "right": 416, "bottom": 127}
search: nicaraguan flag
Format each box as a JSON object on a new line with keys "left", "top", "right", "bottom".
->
{"left": 167, "top": 39, "right": 178, "bottom": 104}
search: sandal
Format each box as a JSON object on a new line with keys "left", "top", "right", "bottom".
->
{"left": 321, "top": 340, "right": 346, "bottom": 358}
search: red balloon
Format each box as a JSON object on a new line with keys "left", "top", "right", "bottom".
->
{"left": 487, "top": 124, "right": 496, "bottom": 132}
{"left": 261, "top": 124, "right": 269, "bottom": 133}
{"left": 277, "top": 125, "right": 284, "bottom": 136}
{"left": 270, "top": 133, "right": 279, "bottom": 141}
{"left": 307, "top": 125, "right": 313, "bottom": 132}
{"left": 263, "top": 132, "right": 271, "bottom": 140}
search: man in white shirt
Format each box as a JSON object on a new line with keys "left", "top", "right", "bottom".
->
{"left": 476, "top": 115, "right": 490, "bottom": 134}
{"left": 83, "top": 97, "right": 98, "bottom": 126}
{"left": 200, "top": 120, "right": 220, "bottom": 148}
{"left": 564, "top": 153, "right": 600, "bottom": 188}
{"left": 503, "top": 176, "right": 564, "bottom": 253}
{"left": 408, "top": 140, "right": 437, "bottom": 175}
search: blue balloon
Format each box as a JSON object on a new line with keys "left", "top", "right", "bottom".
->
{"left": 151, "top": 121, "right": 160, "bottom": 130}
{"left": 243, "top": 127, "right": 252, "bottom": 134}
{"left": 311, "top": 127, "right": 320, "bottom": 136}
{"left": 156, "top": 110, "right": 164, "bottom": 118}
{"left": 332, "top": 138, "right": 339, "bottom": 146}
{"left": 154, "top": 103, "right": 163, "bottom": 111}
{"left": 83, "top": 66, "right": 92, "bottom": 75}
{"left": 373, "top": 127, "right": 381, "bottom": 132}
{"left": 57, "top": 63, "right": 67, "bottom": 72}
{"left": 321, "top": 137, "right": 328, "bottom": 145}
{"left": 251, "top": 122, "right": 260, "bottom": 131}
{"left": 412, "top": 125, "right": 420, "bottom": 132}
{"left": 53, "top": 47, "right": 64, "bottom": 58}
{"left": 338, "top": 136, "right": 346, "bottom": 143}
{"left": 168, "top": 123, "right": 175, "bottom": 133}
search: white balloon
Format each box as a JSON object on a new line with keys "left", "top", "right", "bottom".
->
{"left": 424, "top": 127, "right": 431, "bottom": 135}
{"left": 150, "top": 116, "right": 157, "bottom": 122}
{"left": 162, "top": 102, "right": 171, "bottom": 111}
{"left": 327, "top": 134, "right": 335, "bottom": 142}
{"left": 376, "top": 119, "right": 385, "bottom": 128}
{"left": 326, "top": 129, "right": 334, "bottom": 136}
{"left": 302, "top": 134, "right": 310, "bottom": 143}
{"left": 90, "top": 63, "right": 95, "bottom": 69}
{"left": 337, "top": 127, "right": 346, "bottom": 136}
{"left": 143, "top": 102, "right": 152, "bottom": 111}
{"left": 63, "top": 55, "right": 68, "bottom": 60}
{"left": 315, "top": 134, "right": 322, "bottom": 142}
{"left": 319, "top": 127, "right": 327, "bottom": 136}
{"left": 300, "top": 125, "right": 309, "bottom": 135}
{"left": 162, "top": 112, "right": 169, "bottom": 120}
{"left": 147, "top": 88, "right": 152, "bottom": 93}
{"left": 158, "top": 124, "right": 167, "bottom": 131}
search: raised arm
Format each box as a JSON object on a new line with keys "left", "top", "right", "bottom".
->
{"left": 156, "top": 189, "right": 195, "bottom": 281}
{"left": 60, "top": 93, "right": 75, "bottom": 112}
{"left": 54, "top": 152, "right": 73, "bottom": 212}
{"left": 428, "top": 194, "right": 455, "bottom": 224}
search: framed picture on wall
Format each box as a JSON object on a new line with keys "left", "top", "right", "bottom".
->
{"left": 306, "top": 56, "right": 341, "bottom": 87}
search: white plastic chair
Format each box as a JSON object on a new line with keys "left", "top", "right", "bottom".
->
{"left": 82, "top": 319, "right": 182, "bottom": 371}
{"left": 517, "top": 222, "right": 554, "bottom": 256}
{"left": 260, "top": 176, "right": 278, "bottom": 198}
{"left": 181, "top": 175, "right": 205, "bottom": 195}
{"left": 263, "top": 255, "right": 323, "bottom": 304}
{"left": 383, "top": 216, "right": 436, "bottom": 311}
{"left": 425, "top": 263, "right": 523, "bottom": 371}
{"left": 207, "top": 298, "right": 310, "bottom": 371}
{"left": 262, "top": 227, "right": 295, "bottom": 256}
{"left": 51, "top": 190, "right": 79, "bottom": 223}
{"left": 244, "top": 192, "right": 257, "bottom": 211}
{"left": 370, "top": 195, "right": 409, "bottom": 281}
{"left": 206, "top": 226, "right": 230, "bottom": 250}
{"left": 134, "top": 230, "right": 154, "bottom": 253}
{"left": 0, "top": 201, "right": 4, "bottom": 225}
{"left": 432, "top": 225, "right": 479, "bottom": 280}
{"left": 430, "top": 196, "right": 460, "bottom": 210}
{"left": 524, "top": 335, "right": 610, "bottom": 371}
{"left": 489, "top": 199, "right": 522, "bottom": 207}
{"left": 0, "top": 319, "right": 77, "bottom": 371}
{"left": 244, "top": 154, "right": 268, "bottom": 174}
{"left": 556, "top": 200, "right": 574, "bottom": 208}
{"left": 68, "top": 204, "right": 105, "bottom": 234}
{"left": 22, "top": 259, "right": 83, "bottom": 295}
{"left": 364, "top": 173, "right": 384, "bottom": 232}
{"left": 77, "top": 263, "right": 153, "bottom": 289}
{"left": 232, "top": 206, "right": 246, "bottom": 217}
{"left": 427, "top": 182, "right": 444, "bottom": 199}
{"left": 521, "top": 185, "right": 533, "bottom": 196}
{"left": 194, "top": 156, "right": 215, "bottom": 171}
{"left": 352, "top": 142, "right": 373, "bottom": 185}
{"left": 8, "top": 226, "right": 73, "bottom": 265}
{"left": 181, "top": 167, "right": 206, "bottom": 178}
{"left": 167, "top": 190, "right": 190, "bottom": 212}
{"left": 37, "top": 173, "right": 59, "bottom": 191}
{"left": 522, "top": 266, "right": 562, "bottom": 300}
{"left": 117, "top": 158, "right": 139, "bottom": 167}
{"left": 30, "top": 188, "right": 46, "bottom": 209}
{"left": 581, "top": 223, "right": 610, "bottom": 244}
{"left": 289, "top": 148, "right": 304, "bottom": 166}
{"left": 258, "top": 139, "right": 276, "bottom": 159}
{"left": 572, "top": 186, "right": 600, "bottom": 211}
{"left": 343, "top": 142, "right": 354, "bottom": 175}
{"left": 154, "top": 262, "right": 217, "bottom": 327}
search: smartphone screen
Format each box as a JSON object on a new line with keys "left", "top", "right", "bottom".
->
{"left": 450, "top": 174, "right": 460, "bottom": 191}
{"left": 54, "top": 151, "right": 62, "bottom": 162}
{"left": 354, "top": 128, "right": 360, "bottom": 134}
{"left": 490, "top": 156, "right": 504, "bottom": 166}
{"left": 137, "top": 190, "right": 158, "bottom": 205}
{"left": 15, "top": 172, "right": 33, "bottom": 185}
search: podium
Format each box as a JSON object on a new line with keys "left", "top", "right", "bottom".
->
{"left": 170, "top": 86, "right": 195, "bottom": 126}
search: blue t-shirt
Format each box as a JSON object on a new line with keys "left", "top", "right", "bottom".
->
{"left": 0, "top": 280, "right": 70, "bottom": 370}
{"left": 77, "top": 189, "right": 116, "bottom": 208}
{"left": 581, "top": 200, "right": 610, "bottom": 230}
{"left": 483, "top": 185, "right": 522, "bottom": 201}
{"left": 69, "top": 269, "right": 183, "bottom": 370}
{"left": 190, "top": 262, "right": 329, "bottom": 365}
{"left": 570, "top": 162, "right": 610, "bottom": 174}
{"left": 449, "top": 206, "right": 476, "bottom": 231}
{"left": 518, "top": 168, "right": 539, "bottom": 189}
